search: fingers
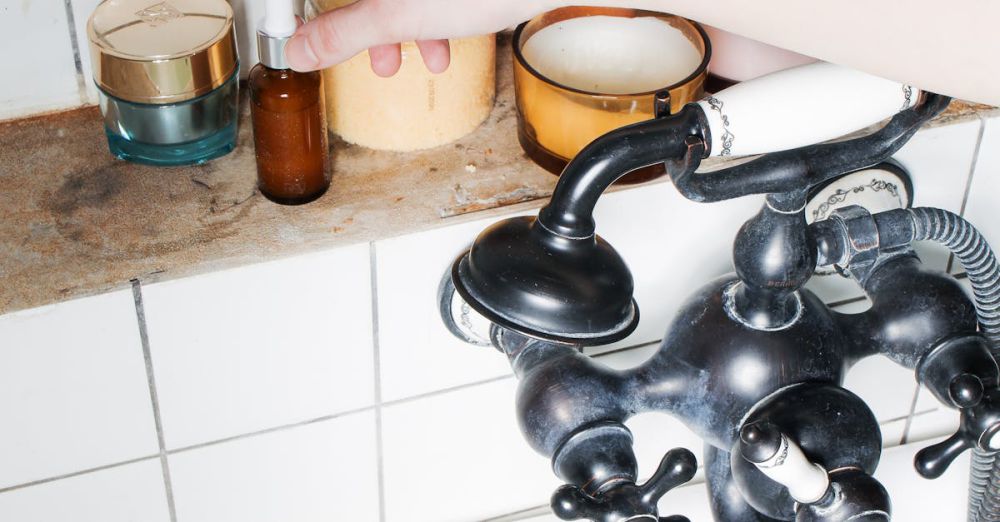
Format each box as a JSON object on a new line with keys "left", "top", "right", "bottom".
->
{"left": 416, "top": 39, "right": 451, "bottom": 74}
{"left": 369, "top": 43, "right": 403, "bottom": 77}
{"left": 286, "top": 0, "right": 386, "bottom": 72}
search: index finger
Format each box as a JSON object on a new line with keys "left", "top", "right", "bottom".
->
{"left": 286, "top": 0, "right": 397, "bottom": 72}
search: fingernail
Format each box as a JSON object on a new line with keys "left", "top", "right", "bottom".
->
{"left": 285, "top": 35, "right": 319, "bottom": 71}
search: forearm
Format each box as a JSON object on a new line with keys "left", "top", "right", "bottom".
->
{"left": 292, "top": 0, "right": 999, "bottom": 106}
{"left": 559, "top": 0, "right": 999, "bottom": 106}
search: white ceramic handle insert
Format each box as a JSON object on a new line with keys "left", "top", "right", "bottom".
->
{"left": 697, "top": 62, "right": 920, "bottom": 157}
{"left": 754, "top": 433, "right": 830, "bottom": 504}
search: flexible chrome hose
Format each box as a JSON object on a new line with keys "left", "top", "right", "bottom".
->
{"left": 909, "top": 207, "right": 1000, "bottom": 521}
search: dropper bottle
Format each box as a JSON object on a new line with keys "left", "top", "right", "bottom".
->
{"left": 250, "top": 0, "right": 331, "bottom": 205}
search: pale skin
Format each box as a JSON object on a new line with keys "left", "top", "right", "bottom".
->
{"left": 286, "top": 0, "right": 1000, "bottom": 107}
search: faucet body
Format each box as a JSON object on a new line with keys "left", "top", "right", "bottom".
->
{"left": 446, "top": 93, "right": 1000, "bottom": 521}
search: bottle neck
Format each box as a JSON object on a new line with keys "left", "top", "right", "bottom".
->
{"left": 257, "top": 30, "right": 292, "bottom": 70}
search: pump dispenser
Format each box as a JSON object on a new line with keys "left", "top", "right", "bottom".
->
{"left": 250, "top": 0, "right": 331, "bottom": 205}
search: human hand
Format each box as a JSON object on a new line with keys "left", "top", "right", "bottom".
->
{"left": 286, "top": 0, "right": 557, "bottom": 76}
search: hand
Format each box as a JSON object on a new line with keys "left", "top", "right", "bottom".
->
{"left": 286, "top": 0, "right": 557, "bottom": 76}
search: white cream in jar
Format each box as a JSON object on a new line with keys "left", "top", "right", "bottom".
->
{"left": 521, "top": 15, "right": 703, "bottom": 94}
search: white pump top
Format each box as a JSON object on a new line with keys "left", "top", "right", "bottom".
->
{"left": 256, "top": 0, "right": 295, "bottom": 69}
{"left": 262, "top": 0, "right": 296, "bottom": 38}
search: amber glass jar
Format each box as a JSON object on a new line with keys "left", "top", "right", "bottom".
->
{"left": 249, "top": 65, "right": 331, "bottom": 205}
{"left": 514, "top": 7, "right": 710, "bottom": 183}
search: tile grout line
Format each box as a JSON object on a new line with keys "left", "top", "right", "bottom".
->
{"left": 899, "top": 383, "right": 923, "bottom": 446}
{"left": 131, "top": 280, "right": 178, "bottom": 522}
{"left": 61, "top": 0, "right": 89, "bottom": 106}
{"left": 0, "top": 454, "right": 161, "bottom": 495}
{"left": 947, "top": 115, "right": 987, "bottom": 273}
{"left": 381, "top": 374, "right": 515, "bottom": 408}
{"left": 378, "top": 338, "right": 664, "bottom": 409}
{"left": 479, "top": 504, "right": 551, "bottom": 522}
{"left": 0, "top": 331, "right": 658, "bottom": 498}
{"left": 960, "top": 115, "right": 988, "bottom": 217}
{"left": 166, "top": 405, "right": 377, "bottom": 455}
{"left": 369, "top": 243, "right": 387, "bottom": 522}
{"left": 826, "top": 295, "right": 869, "bottom": 309}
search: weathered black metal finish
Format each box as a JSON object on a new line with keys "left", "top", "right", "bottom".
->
{"left": 797, "top": 468, "right": 892, "bottom": 522}
{"left": 732, "top": 384, "right": 882, "bottom": 520}
{"left": 451, "top": 105, "right": 708, "bottom": 346}
{"left": 551, "top": 447, "right": 697, "bottom": 522}
{"left": 452, "top": 218, "right": 639, "bottom": 345}
{"left": 442, "top": 92, "right": 1000, "bottom": 521}
{"left": 739, "top": 423, "right": 783, "bottom": 464}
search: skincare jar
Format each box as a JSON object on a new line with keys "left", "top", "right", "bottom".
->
{"left": 88, "top": 0, "right": 240, "bottom": 166}
{"left": 514, "top": 7, "right": 710, "bottom": 183}
{"left": 305, "top": 0, "right": 496, "bottom": 152}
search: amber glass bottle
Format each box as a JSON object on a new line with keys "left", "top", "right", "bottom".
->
{"left": 250, "top": 0, "right": 330, "bottom": 205}
{"left": 249, "top": 65, "right": 330, "bottom": 205}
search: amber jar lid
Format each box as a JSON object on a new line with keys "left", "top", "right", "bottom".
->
{"left": 88, "top": 0, "right": 238, "bottom": 104}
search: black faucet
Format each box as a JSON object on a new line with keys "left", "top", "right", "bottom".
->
{"left": 443, "top": 88, "right": 1000, "bottom": 521}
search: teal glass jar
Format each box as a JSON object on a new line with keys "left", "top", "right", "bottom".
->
{"left": 87, "top": 0, "right": 240, "bottom": 166}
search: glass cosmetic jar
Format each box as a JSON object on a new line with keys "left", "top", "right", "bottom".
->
{"left": 305, "top": 0, "right": 495, "bottom": 152}
{"left": 88, "top": 0, "right": 240, "bottom": 166}
{"left": 514, "top": 7, "right": 710, "bottom": 183}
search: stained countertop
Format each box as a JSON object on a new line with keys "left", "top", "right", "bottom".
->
{"left": 0, "top": 36, "right": 994, "bottom": 315}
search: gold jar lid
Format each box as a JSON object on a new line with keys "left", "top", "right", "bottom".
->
{"left": 88, "top": 0, "right": 238, "bottom": 104}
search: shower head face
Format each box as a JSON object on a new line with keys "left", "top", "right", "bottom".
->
{"left": 451, "top": 216, "right": 638, "bottom": 346}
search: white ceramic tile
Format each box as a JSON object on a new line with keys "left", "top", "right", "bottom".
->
{"left": 842, "top": 354, "right": 917, "bottom": 423}
{"left": 828, "top": 296, "right": 872, "bottom": 314}
{"left": 626, "top": 411, "right": 705, "bottom": 481}
{"left": 907, "top": 386, "right": 962, "bottom": 444}
{"left": 70, "top": 0, "right": 102, "bottom": 104}
{"left": 880, "top": 416, "right": 907, "bottom": 448}
{"left": 897, "top": 118, "right": 982, "bottom": 270}
{"left": 0, "top": 290, "right": 159, "bottom": 489}
{"left": 907, "top": 407, "right": 961, "bottom": 445}
{"left": 965, "top": 116, "right": 1000, "bottom": 257}
{"left": 0, "top": 459, "right": 170, "bottom": 522}
{"left": 230, "top": 0, "right": 263, "bottom": 80}
{"left": 143, "top": 245, "right": 375, "bottom": 449}
{"left": 0, "top": 1, "right": 80, "bottom": 119}
{"left": 874, "top": 438, "right": 970, "bottom": 521}
{"left": 594, "top": 182, "right": 765, "bottom": 351}
{"left": 381, "top": 378, "right": 559, "bottom": 522}
{"left": 912, "top": 383, "right": 951, "bottom": 417}
{"left": 169, "top": 410, "right": 379, "bottom": 522}
{"left": 375, "top": 214, "right": 531, "bottom": 402}
{"left": 897, "top": 119, "right": 981, "bottom": 216}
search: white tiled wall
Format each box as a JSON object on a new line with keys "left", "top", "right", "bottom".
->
{"left": 70, "top": 0, "right": 102, "bottom": 105}
{"left": 965, "top": 116, "right": 1000, "bottom": 251}
{"left": 0, "top": 0, "right": 295, "bottom": 120}
{"left": 142, "top": 245, "right": 375, "bottom": 450}
{"left": 169, "top": 410, "right": 380, "bottom": 522}
{"left": 0, "top": 1, "right": 82, "bottom": 120}
{"left": 0, "top": 290, "right": 158, "bottom": 489}
{"left": 0, "top": 116, "right": 994, "bottom": 520}
{"left": 0, "top": 459, "right": 171, "bottom": 522}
